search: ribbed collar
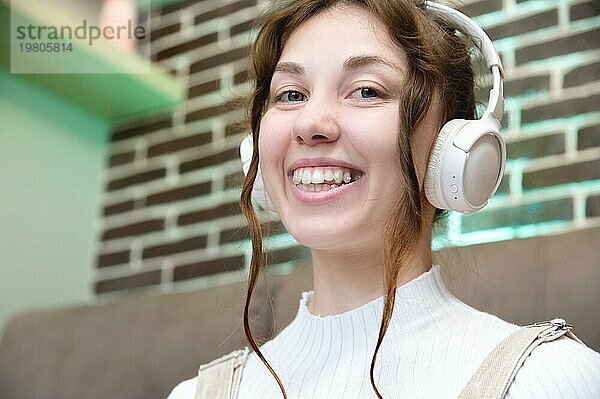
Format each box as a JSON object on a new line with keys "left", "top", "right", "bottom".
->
{"left": 289, "top": 264, "right": 465, "bottom": 337}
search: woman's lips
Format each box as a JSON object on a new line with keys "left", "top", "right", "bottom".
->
{"left": 288, "top": 173, "right": 365, "bottom": 205}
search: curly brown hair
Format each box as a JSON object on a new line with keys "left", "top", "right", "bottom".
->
{"left": 240, "top": 1, "right": 476, "bottom": 397}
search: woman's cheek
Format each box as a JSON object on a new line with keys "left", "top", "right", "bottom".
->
{"left": 344, "top": 111, "right": 399, "bottom": 159}
{"left": 258, "top": 115, "right": 289, "bottom": 196}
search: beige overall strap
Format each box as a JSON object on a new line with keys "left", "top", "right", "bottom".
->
{"left": 458, "top": 318, "right": 583, "bottom": 399}
{"left": 195, "top": 347, "right": 250, "bottom": 399}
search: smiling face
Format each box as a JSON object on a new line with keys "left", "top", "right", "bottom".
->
{"left": 258, "top": 5, "right": 417, "bottom": 252}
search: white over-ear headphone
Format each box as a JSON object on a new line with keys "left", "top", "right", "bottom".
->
{"left": 239, "top": 1, "right": 506, "bottom": 215}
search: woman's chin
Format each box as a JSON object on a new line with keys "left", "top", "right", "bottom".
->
{"left": 283, "top": 218, "right": 357, "bottom": 250}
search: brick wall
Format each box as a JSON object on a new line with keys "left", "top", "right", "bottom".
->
{"left": 443, "top": 0, "right": 600, "bottom": 249}
{"left": 94, "top": 0, "right": 600, "bottom": 298}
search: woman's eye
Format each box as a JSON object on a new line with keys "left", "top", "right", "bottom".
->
{"left": 279, "top": 90, "right": 306, "bottom": 102}
{"left": 350, "top": 87, "right": 382, "bottom": 100}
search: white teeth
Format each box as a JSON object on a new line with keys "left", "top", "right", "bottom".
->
{"left": 312, "top": 169, "right": 324, "bottom": 183}
{"left": 292, "top": 166, "right": 363, "bottom": 187}
{"left": 333, "top": 170, "right": 343, "bottom": 184}
{"left": 297, "top": 183, "right": 342, "bottom": 192}
{"left": 343, "top": 171, "right": 351, "bottom": 183}
{"left": 301, "top": 169, "right": 311, "bottom": 184}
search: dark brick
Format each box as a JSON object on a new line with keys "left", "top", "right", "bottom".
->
{"left": 499, "top": 51, "right": 505, "bottom": 68}
{"left": 231, "top": 20, "right": 254, "bottom": 36}
{"left": 96, "top": 270, "right": 161, "bottom": 294}
{"left": 188, "top": 79, "right": 220, "bottom": 98}
{"left": 97, "top": 250, "right": 130, "bottom": 268}
{"left": 189, "top": 47, "right": 249, "bottom": 74}
{"left": 521, "top": 93, "right": 600, "bottom": 125}
{"left": 112, "top": 118, "right": 172, "bottom": 142}
{"left": 185, "top": 103, "right": 230, "bottom": 123}
{"left": 219, "top": 225, "right": 249, "bottom": 245}
{"left": 506, "top": 133, "right": 564, "bottom": 160}
{"left": 146, "top": 182, "right": 211, "bottom": 206}
{"left": 263, "top": 221, "right": 287, "bottom": 236}
{"left": 462, "top": 198, "right": 573, "bottom": 233}
{"left": 156, "top": 32, "right": 218, "bottom": 61}
{"left": 194, "top": 0, "right": 256, "bottom": 25}
{"left": 486, "top": 9, "right": 558, "bottom": 41}
{"left": 458, "top": 0, "right": 502, "bottom": 17}
{"left": 102, "top": 219, "right": 165, "bottom": 241}
{"left": 233, "top": 69, "right": 250, "bottom": 84}
{"left": 225, "top": 122, "right": 247, "bottom": 137}
{"left": 586, "top": 194, "right": 600, "bottom": 217}
{"left": 160, "top": 0, "right": 202, "bottom": 15}
{"left": 103, "top": 199, "right": 136, "bottom": 216}
{"left": 516, "top": 28, "right": 600, "bottom": 65}
{"left": 107, "top": 168, "right": 166, "bottom": 191}
{"left": 564, "top": 61, "right": 600, "bottom": 88}
{"left": 522, "top": 159, "right": 600, "bottom": 190}
{"left": 224, "top": 171, "right": 245, "bottom": 189}
{"left": 504, "top": 74, "right": 550, "bottom": 98}
{"left": 570, "top": 0, "right": 600, "bottom": 22}
{"left": 179, "top": 147, "right": 240, "bottom": 174}
{"left": 150, "top": 23, "right": 180, "bottom": 41}
{"left": 496, "top": 174, "right": 510, "bottom": 195}
{"left": 501, "top": 111, "right": 508, "bottom": 129}
{"left": 109, "top": 151, "right": 135, "bottom": 167}
{"left": 267, "top": 245, "right": 310, "bottom": 266}
{"left": 142, "top": 235, "right": 208, "bottom": 259}
{"left": 173, "top": 255, "right": 245, "bottom": 281}
{"left": 578, "top": 124, "right": 600, "bottom": 150}
{"left": 147, "top": 132, "right": 212, "bottom": 157}
{"left": 178, "top": 202, "right": 242, "bottom": 225}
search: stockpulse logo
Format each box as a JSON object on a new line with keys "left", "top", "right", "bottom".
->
{"left": 16, "top": 19, "right": 146, "bottom": 47}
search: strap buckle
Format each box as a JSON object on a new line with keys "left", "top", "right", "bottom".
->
{"left": 525, "top": 318, "right": 573, "bottom": 341}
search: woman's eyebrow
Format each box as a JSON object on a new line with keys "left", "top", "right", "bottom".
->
{"left": 343, "top": 55, "right": 403, "bottom": 73}
{"left": 273, "top": 55, "right": 403, "bottom": 76}
{"left": 274, "top": 62, "right": 305, "bottom": 76}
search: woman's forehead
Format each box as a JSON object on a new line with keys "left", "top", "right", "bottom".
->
{"left": 278, "top": 5, "right": 407, "bottom": 71}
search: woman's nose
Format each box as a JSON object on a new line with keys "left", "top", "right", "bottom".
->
{"left": 291, "top": 98, "right": 340, "bottom": 146}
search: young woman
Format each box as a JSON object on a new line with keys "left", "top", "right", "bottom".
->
{"left": 168, "top": 0, "right": 600, "bottom": 398}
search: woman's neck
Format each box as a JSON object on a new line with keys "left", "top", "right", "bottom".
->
{"left": 307, "top": 232, "right": 433, "bottom": 316}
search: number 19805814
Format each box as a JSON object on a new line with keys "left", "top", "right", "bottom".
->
{"left": 18, "top": 42, "right": 73, "bottom": 52}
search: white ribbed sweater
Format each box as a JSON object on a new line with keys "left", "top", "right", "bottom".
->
{"left": 167, "top": 265, "right": 600, "bottom": 398}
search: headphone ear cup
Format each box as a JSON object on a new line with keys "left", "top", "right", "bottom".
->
{"left": 240, "top": 134, "right": 253, "bottom": 176}
{"left": 424, "top": 119, "right": 469, "bottom": 210}
{"left": 239, "top": 134, "right": 278, "bottom": 214}
{"left": 253, "top": 166, "right": 278, "bottom": 213}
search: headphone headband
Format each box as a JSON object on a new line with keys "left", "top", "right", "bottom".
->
{"left": 425, "top": 1, "right": 504, "bottom": 122}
